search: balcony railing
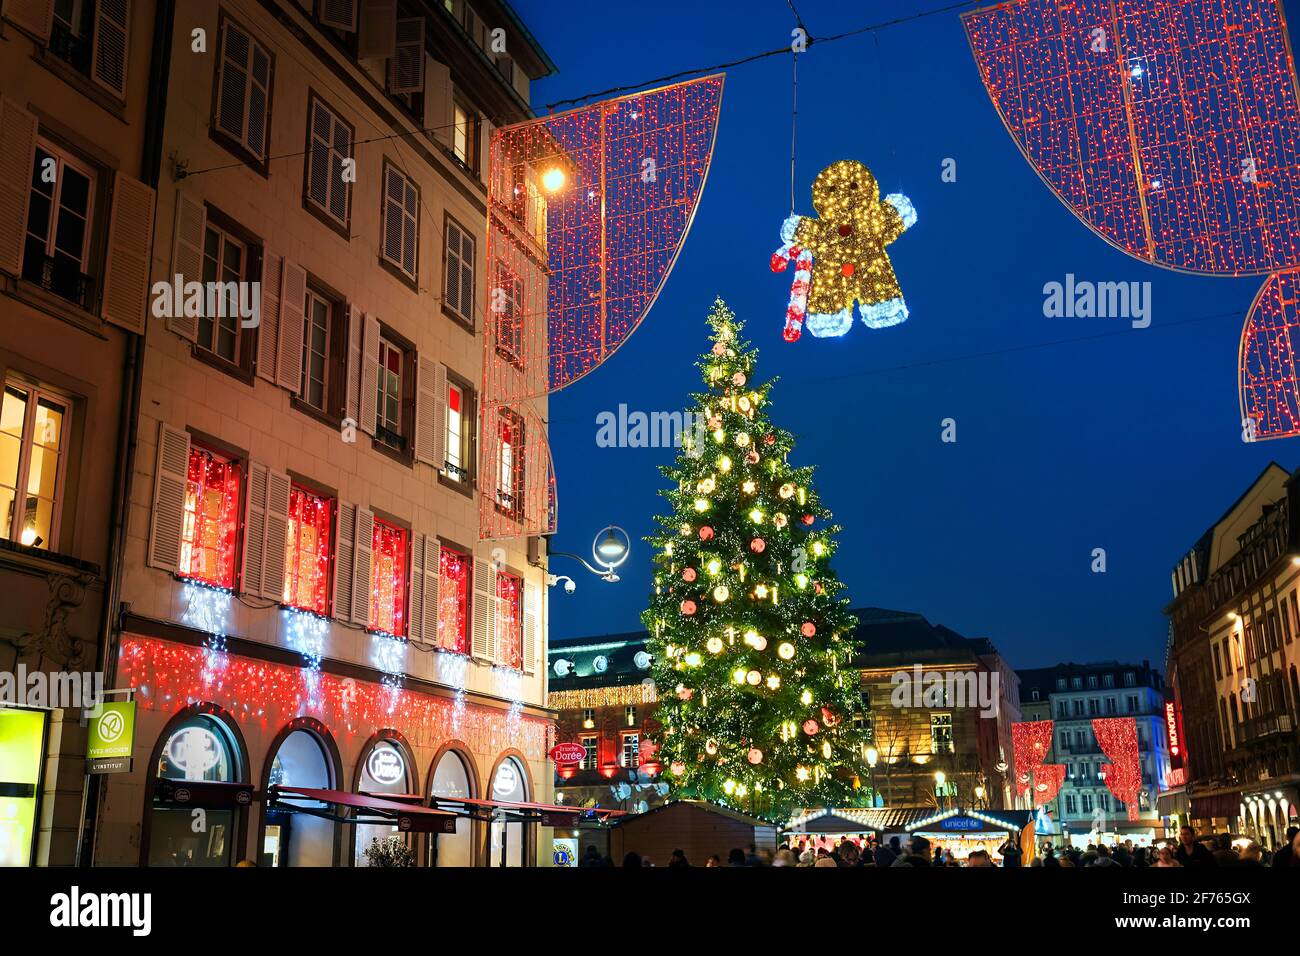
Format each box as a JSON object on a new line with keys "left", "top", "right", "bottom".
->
{"left": 1240, "top": 713, "right": 1294, "bottom": 742}
{"left": 22, "top": 251, "right": 93, "bottom": 311}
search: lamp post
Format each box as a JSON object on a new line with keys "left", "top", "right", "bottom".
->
{"left": 935, "top": 770, "right": 947, "bottom": 812}
{"left": 547, "top": 525, "right": 631, "bottom": 591}
{"left": 974, "top": 784, "right": 986, "bottom": 810}
{"left": 865, "top": 746, "right": 879, "bottom": 808}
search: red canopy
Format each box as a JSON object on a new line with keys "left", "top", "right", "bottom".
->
{"left": 268, "top": 785, "right": 458, "bottom": 833}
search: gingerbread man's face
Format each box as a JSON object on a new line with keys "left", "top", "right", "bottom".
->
{"left": 810, "top": 160, "right": 880, "bottom": 221}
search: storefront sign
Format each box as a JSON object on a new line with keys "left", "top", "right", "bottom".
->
{"left": 938, "top": 815, "right": 985, "bottom": 831}
{"left": 550, "top": 742, "right": 586, "bottom": 763}
{"left": 1165, "top": 700, "right": 1185, "bottom": 768}
{"left": 552, "top": 837, "right": 579, "bottom": 867}
{"left": 87, "top": 701, "right": 135, "bottom": 774}
{"left": 366, "top": 746, "right": 406, "bottom": 787}
{"left": 0, "top": 708, "right": 46, "bottom": 867}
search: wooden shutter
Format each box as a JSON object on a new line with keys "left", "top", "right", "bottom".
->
{"left": 414, "top": 354, "right": 443, "bottom": 467}
{"left": 471, "top": 558, "right": 496, "bottom": 661}
{"left": 0, "top": 97, "right": 38, "bottom": 276}
{"left": 388, "top": 16, "right": 425, "bottom": 94}
{"left": 276, "top": 259, "right": 306, "bottom": 393}
{"left": 101, "top": 172, "right": 155, "bottom": 334}
{"left": 3, "top": 0, "right": 54, "bottom": 41}
{"left": 523, "top": 580, "right": 539, "bottom": 675}
{"left": 352, "top": 507, "right": 374, "bottom": 626}
{"left": 408, "top": 532, "right": 426, "bottom": 642}
{"left": 246, "top": 39, "right": 271, "bottom": 161}
{"left": 215, "top": 20, "right": 248, "bottom": 143}
{"left": 91, "top": 0, "right": 130, "bottom": 98}
{"left": 240, "top": 461, "right": 268, "bottom": 595}
{"left": 358, "top": 312, "right": 380, "bottom": 436}
{"left": 332, "top": 501, "right": 356, "bottom": 623}
{"left": 358, "top": 0, "right": 396, "bottom": 59}
{"left": 422, "top": 536, "right": 441, "bottom": 644}
{"left": 320, "top": 0, "right": 358, "bottom": 31}
{"left": 147, "top": 421, "right": 190, "bottom": 572}
{"left": 262, "top": 469, "right": 291, "bottom": 601}
{"left": 425, "top": 57, "right": 452, "bottom": 148}
{"left": 256, "top": 251, "right": 282, "bottom": 382}
{"left": 166, "top": 193, "right": 205, "bottom": 341}
{"left": 345, "top": 304, "right": 362, "bottom": 424}
{"left": 432, "top": 365, "right": 449, "bottom": 470}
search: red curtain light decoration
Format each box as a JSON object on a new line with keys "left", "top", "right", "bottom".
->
{"left": 480, "top": 75, "right": 724, "bottom": 539}
{"left": 1011, "top": 719, "right": 1067, "bottom": 806}
{"left": 370, "top": 519, "right": 408, "bottom": 638}
{"left": 284, "top": 487, "right": 332, "bottom": 615}
{"left": 1092, "top": 717, "right": 1144, "bottom": 821}
{"left": 180, "top": 447, "right": 240, "bottom": 589}
{"left": 964, "top": 0, "right": 1300, "bottom": 276}
{"left": 496, "top": 572, "right": 523, "bottom": 670}
{"left": 436, "top": 546, "right": 470, "bottom": 654}
{"left": 1239, "top": 269, "right": 1300, "bottom": 439}
{"left": 118, "top": 635, "right": 549, "bottom": 760}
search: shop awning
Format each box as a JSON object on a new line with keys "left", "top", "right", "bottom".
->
{"left": 785, "top": 806, "right": 1032, "bottom": 835}
{"left": 267, "top": 785, "right": 459, "bottom": 833}
{"left": 428, "top": 794, "right": 626, "bottom": 825}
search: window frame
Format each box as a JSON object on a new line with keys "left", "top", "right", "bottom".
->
{"left": 378, "top": 159, "right": 420, "bottom": 288}
{"left": 0, "top": 379, "right": 73, "bottom": 552}
{"left": 368, "top": 514, "right": 410, "bottom": 638}
{"left": 302, "top": 90, "right": 355, "bottom": 239}
{"left": 619, "top": 731, "right": 640, "bottom": 769}
{"left": 493, "top": 407, "right": 524, "bottom": 521}
{"left": 289, "top": 278, "right": 348, "bottom": 428}
{"left": 438, "top": 370, "right": 476, "bottom": 494}
{"left": 23, "top": 138, "right": 99, "bottom": 311}
{"left": 492, "top": 260, "right": 525, "bottom": 369}
{"left": 282, "top": 481, "right": 336, "bottom": 616}
{"left": 189, "top": 207, "right": 261, "bottom": 384}
{"left": 580, "top": 734, "right": 598, "bottom": 771}
{"left": 177, "top": 440, "right": 244, "bottom": 591}
{"left": 441, "top": 213, "right": 476, "bottom": 332}
{"left": 494, "top": 568, "right": 523, "bottom": 670}
{"left": 434, "top": 537, "right": 471, "bottom": 655}
{"left": 450, "top": 97, "right": 479, "bottom": 173}
{"left": 209, "top": 11, "right": 275, "bottom": 175}
{"left": 373, "top": 331, "right": 412, "bottom": 458}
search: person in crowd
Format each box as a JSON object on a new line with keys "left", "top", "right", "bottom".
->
{"left": 1210, "top": 834, "right": 1238, "bottom": 867}
{"left": 1112, "top": 843, "right": 1132, "bottom": 867}
{"left": 999, "top": 836, "right": 1022, "bottom": 868}
{"left": 966, "top": 849, "right": 993, "bottom": 867}
{"left": 1174, "top": 825, "right": 1216, "bottom": 868}
{"left": 1153, "top": 844, "right": 1182, "bottom": 867}
{"left": 838, "top": 842, "right": 862, "bottom": 867}
{"left": 1272, "top": 827, "right": 1300, "bottom": 867}
{"left": 1058, "top": 854, "right": 1075, "bottom": 868}
{"left": 797, "top": 849, "right": 816, "bottom": 867}
{"left": 891, "top": 835, "right": 934, "bottom": 867}
{"left": 705, "top": 854, "right": 721, "bottom": 868}
{"left": 622, "top": 852, "right": 642, "bottom": 867}
{"left": 579, "top": 845, "right": 604, "bottom": 868}
{"left": 1092, "top": 844, "right": 1120, "bottom": 867}
{"left": 773, "top": 848, "right": 797, "bottom": 867}
{"left": 727, "top": 848, "right": 747, "bottom": 867}
{"left": 754, "top": 847, "right": 773, "bottom": 866}
{"left": 1041, "top": 845, "right": 1059, "bottom": 868}
{"left": 744, "top": 843, "right": 760, "bottom": 867}
{"left": 814, "top": 855, "right": 839, "bottom": 867}
{"left": 1133, "top": 847, "right": 1149, "bottom": 868}
{"left": 668, "top": 848, "right": 690, "bottom": 868}
{"left": 1237, "top": 842, "right": 1265, "bottom": 867}
{"left": 874, "top": 836, "right": 900, "bottom": 867}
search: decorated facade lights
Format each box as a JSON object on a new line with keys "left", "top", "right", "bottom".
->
{"left": 180, "top": 580, "right": 232, "bottom": 683}
{"left": 282, "top": 607, "right": 328, "bottom": 707}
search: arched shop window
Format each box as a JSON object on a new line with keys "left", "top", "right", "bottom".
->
{"left": 489, "top": 756, "right": 528, "bottom": 868}
{"left": 263, "top": 729, "right": 336, "bottom": 867}
{"left": 428, "top": 750, "right": 473, "bottom": 867}
{"left": 148, "top": 713, "right": 243, "bottom": 867}
{"left": 354, "top": 738, "right": 413, "bottom": 867}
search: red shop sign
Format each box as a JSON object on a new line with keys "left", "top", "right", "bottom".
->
{"left": 550, "top": 743, "right": 586, "bottom": 764}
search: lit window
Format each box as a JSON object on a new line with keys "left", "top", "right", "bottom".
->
{"left": 283, "top": 485, "right": 333, "bottom": 615}
{"left": 625, "top": 705, "right": 638, "bottom": 728}
{"left": 495, "top": 571, "right": 522, "bottom": 669}
{"left": 375, "top": 336, "right": 404, "bottom": 449}
{"left": 369, "top": 518, "right": 408, "bottom": 637}
{"left": 198, "top": 223, "right": 246, "bottom": 364}
{"left": 23, "top": 142, "right": 96, "bottom": 309}
{"left": 496, "top": 410, "right": 523, "bottom": 516}
{"left": 580, "top": 735, "right": 597, "bottom": 770}
{"left": 493, "top": 262, "right": 524, "bottom": 366}
{"left": 930, "top": 713, "right": 953, "bottom": 754}
{"left": 581, "top": 708, "right": 595, "bottom": 730}
{"left": 436, "top": 544, "right": 469, "bottom": 653}
{"left": 179, "top": 446, "right": 242, "bottom": 589}
{"left": 441, "top": 380, "right": 473, "bottom": 483}
{"left": 451, "top": 100, "right": 477, "bottom": 170}
{"left": 0, "top": 383, "right": 70, "bottom": 550}
{"left": 620, "top": 733, "right": 640, "bottom": 768}
{"left": 300, "top": 288, "right": 331, "bottom": 411}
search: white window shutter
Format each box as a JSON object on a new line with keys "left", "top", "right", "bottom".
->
{"left": 320, "top": 0, "right": 358, "bottom": 31}
{"left": 0, "top": 97, "right": 38, "bottom": 276}
{"left": 424, "top": 57, "right": 452, "bottom": 148}
{"left": 3, "top": 0, "right": 54, "bottom": 40}
{"left": 246, "top": 41, "right": 271, "bottom": 161}
{"left": 432, "top": 364, "right": 449, "bottom": 470}
{"left": 256, "top": 251, "right": 282, "bottom": 382}
{"left": 262, "top": 469, "right": 291, "bottom": 601}
{"left": 332, "top": 500, "right": 356, "bottom": 623}
{"left": 523, "top": 580, "right": 539, "bottom": 675}
{"left": 358, "top": 0, "right": 396, "bottom": 59}
{"left": 408, "top": 532, "right": 426, "bottom": 641}
{"left": 414, "top": 354, "right": 441, "bottom": 467}
{"left": 358, "top": 312, "right": 380, "bottom": 436}
{"left": 215, "top": 20, "right": 248, "bottom": 143}
{"left": 388, "top": 16, "right": 425, "bottom": 94}
{"left": 422, "top": 537, "right": 441, "bottom": 645}
{"left": 276, "top": 259, "right": 307, "bottom": 393}
{"left": 345, "top": 305, "right": 362, "bottom": 424}
{"left": 147, "top": 421, "right": 190, "bottom": 572}
{"left": 100, "top": 172, "right": 155, "bottom": 334}
{"left": 352, "top": 507, "right": 375, "bottom": 626}
{"left": 471, "top": 558, "right": 496, "bottom": 661}
{"left": 167, "top": 192, "right": 205, "bottom": 342}
{"left": 91, "top": 0, "right": 130, "bottom": 98}
{"left": 240, "top": 461, "right": 268, "bottom": 596}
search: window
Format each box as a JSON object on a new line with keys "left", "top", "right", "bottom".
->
{"left": 300, "top": 287, "right": 332, "bottom": 411}
{"left": 580, "top": 735, "right": 597, "bottom": 771}
{"left": 441, "top": 377, "right": 474, "bottom": 485}
{"left": 1072, "top": 699, "right": 1083, "bottom": 716}
{"left": 1123, "top": 672, "right": 1136, "bottom": 686}
{"left": 443, "top": 216, "right": 475, "bottom": 328}
{"left": 1058, "top": 732, "right": 1068, "bottom": 752}
{"left": 1070, "top": 677, "right": 1082, "bottom": 689}
{"left": 1065, "top": 794, "right": 1076, "bottom": 814}
{"left": 380, "top": 162, "right": 419, "bottom": 282}
{"left": 495, "top": 409, "right": 524, "bottom": 517}
{"left": 213, "top": 16, "right": 273, "bottom": 165}
{"left": 375, "top": 336, "right": 405, "bottom": 450}
{"left": 1213, "top": 642, "right": 1223, "bottom": 680}
{"left": 620, "top": 732, "right": 640, "bottom": 768}
{"left": 435, "top": 544, "right": 469, "bottom": 653}
{"left": 930, "top": 713, "right": 953, "bottom": 754}
{"left": 304, "top": 95, "right": 353, "bottom": 233}
{"left": 49, "top": 0, "right": 129, "bottom": 97}
{"left": 1057, "top": 702, "right": 1067, "bottom": 718}
{"left": 149, "top": 714, "right": 243, "bottom": 867}
{"left": 0, "top": 383, "right": 70, "bottom": 550}
{"left": 493, "top": 262, "right": 524, "bottom": 366}
{"left": 451, "top": 99, "right": 478, "bottom": 171}
{"left": 1088, "top": 698, "right": 1099, "bottom": 715}
{"left": 283, "top": 485, "right": 333, "bottom": 615}
{"left": 369, "top": 518, "right": 408, "bottom": 637}
{"left": 1031, "top": 689, "right": 1039, "bottom": 701}
{"left": 1282, "top": 597, "right": 1293, "bottom": 644}
{"left": 1087, "top": 675, "right": 1097, "bottom": 688}
{"left": 1055, "top": 678, "right": 1066, "bottom": 690}
{"left": 179, "top": 445, "right": 242, "bottom": 589}
{"left": 1127, "top": 695, "right": 1138, "bottom": 713}
{"left": 23, "top": 141, "right": 96, "bottom": 309}
{"left": 197, "top": 222, "right": 246, "bottom": 366}
{"left": 1105, "top": 697, "right": 1117, "bottom": 715}
{"left": 625, "top": 706, "right": 638, "bottom": 728}
{"left": 581, "top": 708, "right": 595, "bottom": 730}
{"left": 50, "top": 0, "right": 95, "bottom": 76}
{"left": 1103, "top": 673, "right": 1115, "bottom": 687}
{"left": 495, "top": 570, "right": 522, "bottom": 669}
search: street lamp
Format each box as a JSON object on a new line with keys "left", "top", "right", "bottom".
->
{"left": 935, "top": 770, "right": 947, "bottom": 811}
{"left": 547, "top": 525, "right": 631, "bottom": 591}
{"left": 865, "top": 746, "right": 879, "bottom": 808}
{"left": 974, "top": 784, "right": 986, "bottom": 809}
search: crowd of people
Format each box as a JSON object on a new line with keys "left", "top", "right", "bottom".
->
{"left": 577, "top": 824, "right": 1300, "bottom": 868}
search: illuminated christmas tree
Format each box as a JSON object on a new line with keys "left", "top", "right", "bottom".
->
{"left": 644, "top": 299, "right": 866, "bottom": 817}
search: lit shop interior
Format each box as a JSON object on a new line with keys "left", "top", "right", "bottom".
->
{"left": 784, "top": 807, "right": 1033, "bottom": 862}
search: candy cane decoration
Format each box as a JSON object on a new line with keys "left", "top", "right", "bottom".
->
{"left": 769, "top": 242, "right": 814, "bottom": 342}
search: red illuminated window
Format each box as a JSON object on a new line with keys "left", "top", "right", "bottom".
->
{"left": 179, "top": 446, "right": 242, "bottom": 589}
{"left": 496, "top": 570, "right": 522, "bottom": 669}
{"left": 436, "top": 544, "right": 469, "bottom": 653}
{"left": 284, "top": 485, "right": 333, "bottom": 615}
{"left": 370, "top": 517, "right": 408, "bottom": 637}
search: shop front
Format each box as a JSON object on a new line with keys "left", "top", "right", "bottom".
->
{"left": 0, "top": 707, "right": 47, "bottom": 867}
{"left": 905, "top": 808, "right": 1032, "bottom": 863}
{"left": 1240, "top": 784, "right": 1298, "bottom": 851}
{"left": 785, "top": 807, "right": 1032, "bottom": 863}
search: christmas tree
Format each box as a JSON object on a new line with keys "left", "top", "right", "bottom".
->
{"left": 643, "top": 298, "right": 866, "bottom": 818}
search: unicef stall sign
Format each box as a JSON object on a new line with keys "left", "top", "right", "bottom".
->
{"left": 86, "top": 701, "right": 135, "bottom": 775}
{"left": 938, "top": 815, "right": 986, "bottom": 832}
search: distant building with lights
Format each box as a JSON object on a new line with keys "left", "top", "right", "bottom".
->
{"left": 1018, "top": 661, "right": 1169, "bottom": 847}
{"left": 1164, "top": 462, "right": 1300, "bottom": 849}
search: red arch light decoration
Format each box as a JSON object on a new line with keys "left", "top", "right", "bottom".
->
{"left": 479, "top": 76, "right": 725, "bottom": 539}
{"left": 1240, "top": 270, "right": 1300, "bottom": 439}
{"left": 1011, "top": 719, "right": 1066, "bottom": 806}
{"left": 1091, "top": 717, "right": 1143, "bottom": 821}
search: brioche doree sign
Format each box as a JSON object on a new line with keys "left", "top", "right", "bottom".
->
{"left": 550, "top": 742, "right": 586, "bottom": 764}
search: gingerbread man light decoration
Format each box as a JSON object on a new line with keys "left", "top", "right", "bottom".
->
{"left": 771, "top": 160, "right": 916, "bottom": 340}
